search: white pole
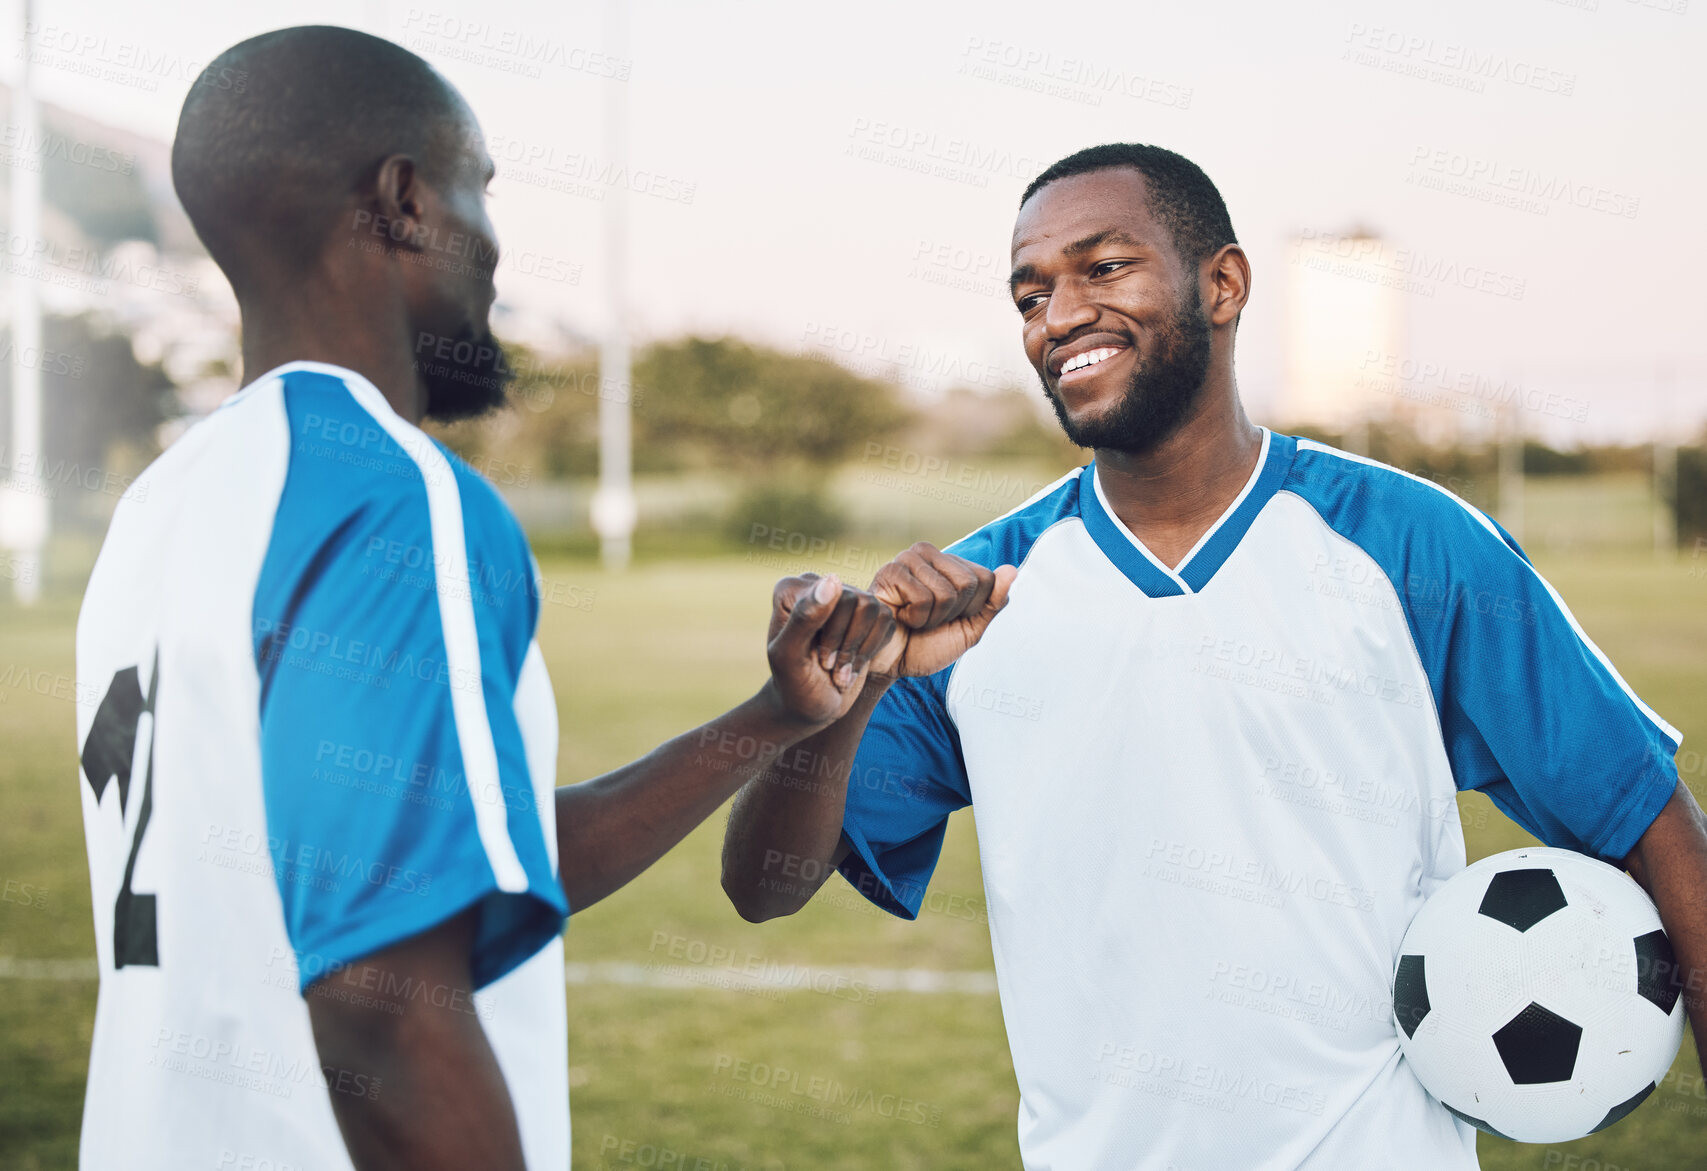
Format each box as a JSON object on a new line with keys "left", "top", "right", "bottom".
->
{"left": 590, "top": 0, "right": 635, "bottom": 571}
{"left": 3, "top": 0, "right": 48, "bottom": 603}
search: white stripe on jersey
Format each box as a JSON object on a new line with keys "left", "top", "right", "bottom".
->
{"left": 335, "top": 369, "right": 531, "bottom": 892}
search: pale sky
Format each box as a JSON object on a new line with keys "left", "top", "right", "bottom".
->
{"left": 7, "top": 0, "right": 1705, "bottom": 443}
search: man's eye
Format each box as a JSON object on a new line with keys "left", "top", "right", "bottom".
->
{"left": 1016, "top": 294, "right": 1046, "bottom": 314}
{"left": 1092, "top": 260, "right": 1128, "bottom": 277}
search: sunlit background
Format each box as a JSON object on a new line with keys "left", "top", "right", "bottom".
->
{"left": 2, "top": 1, "right": 1705, "bottom": 1168}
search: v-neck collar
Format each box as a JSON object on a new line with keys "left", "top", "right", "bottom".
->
{"left": 1077, "top": 429, "right": 1296, "bottom": 598}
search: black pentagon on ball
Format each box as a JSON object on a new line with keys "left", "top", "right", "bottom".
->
{"left": 1393, "top": 954, "right": 1430, "bottom": 1039}
{"left": 1590, "top": 1082, "right": 1656, "bottom": 1134}
{"left": 1477, "top": 867, "right": 1569, "bottom": 932}
{"left": 1443, "top": 1102, "right": 1516, "bottom": 1141}
{"left": 1634, "top": 929, "right": 1683, "bottom": 1015}
{"left": 1492, "top": 1002, "right": 1582, "bottom": 1084}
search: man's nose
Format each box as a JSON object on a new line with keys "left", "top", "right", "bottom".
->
{"left": 1043, "top": 278, "right": 1097, "bottom": 340}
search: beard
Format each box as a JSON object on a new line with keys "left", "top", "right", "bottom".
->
{"left": 415, "top": 324, "right": 514, "bottom": 423}
{"left": 1041, "top": 282, "right": 1213, "bottom": 455}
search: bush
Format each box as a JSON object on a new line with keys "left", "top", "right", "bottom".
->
{"left": 1677, "top": 446, "right": 1706, "bottom": 547}
{"left": 637, "top": 337, "right": 911, "bottom": 473}
{"left": 724, "top": 480, "right": 847, "bottom": 547}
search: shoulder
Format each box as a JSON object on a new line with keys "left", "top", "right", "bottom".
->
{"left": 254, "top": 370, "right": 540, "bottom": 657}
{"left": 1280, "top": 437, "right": 1525, "bottom": 565}
{"left": 266, "top": 366, "right": 435, "bottom": 502}
{"left": 265, "top": 367, "right": 523, "bottom": 548}
{"left": 432, "top": 439, "right": 532, "bottom": 568}
{"left": 945, "top": 465, "right": 1086, "bottom": 570}
{"left": 259, "top": 366, "right": 531, "bottom": 589}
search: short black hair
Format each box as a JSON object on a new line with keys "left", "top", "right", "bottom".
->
{"left": 1020, "top": 144, "right": 1237, "bottom": 266}
{"left": 172, "top": 25, "right": 468, "bottom": 289}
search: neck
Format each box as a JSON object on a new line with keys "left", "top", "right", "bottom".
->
{"left": 237, "top": 267, "right": 426, "bottom": 424}
{"left": 1091, "top": 378, "right": 1262, "bottom": 569}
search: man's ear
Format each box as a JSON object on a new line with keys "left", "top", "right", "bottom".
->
{"left": 362, "top": 153, "right": 427, "bottom": 253}
{"left": 1206, "top": 243, "right": 1251, "bottom": 328}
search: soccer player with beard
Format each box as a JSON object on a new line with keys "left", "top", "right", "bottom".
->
{"left": 723, "top": 144, "right": 1707, "bottom": 1169}
{"left": 72, "top": 26, "right": 1017, "bottom": 1171}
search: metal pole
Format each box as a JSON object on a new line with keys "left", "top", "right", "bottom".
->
{"left": 3, "top": 0, "right": 47, "bottom": 603}
{"left": 590, "top": 0, "right": 635, "bottom": 571}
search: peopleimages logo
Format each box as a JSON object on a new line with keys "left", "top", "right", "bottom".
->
{"left": 1291, "top": 230, "right": 1527, "bottom": 302}
{"left": 0, "top": 123, "right": 134, "bottom": 174}
{"left": 1341, "top": 23, "right": 1577, "bottom": 97}
{"left": 1406, "top": 145, "right": 1641, "bottom": 220}
{"left": 0, "top": 232, "right": 201, "bottom": 297}
{"left": 844, "top": 117, "right": 1045, "bottom": 187}
{"left": 956, "top": 36, "right": 1193, "bottom": 109}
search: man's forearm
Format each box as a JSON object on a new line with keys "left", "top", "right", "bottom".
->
{"left": 555, "top": 679, "right": 833, "bottom": 912}
{"left": 1625, "top": 780, "right": 1707, "bottom": 1077}
{"left": 721, "top": 675, "right": 893, "bottom": 921}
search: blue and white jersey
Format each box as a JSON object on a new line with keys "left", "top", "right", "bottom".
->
{"left": 75, "top": 361, "right": 570, "bottom": 1170}
{"left": 838, "top": 429, "right": 1682, "bottom": 1171}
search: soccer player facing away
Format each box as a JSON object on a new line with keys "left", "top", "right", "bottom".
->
{"left": 72, "top": 27, "right": 1009, "bottom": 1171}
{"left": 723, "top": 144, "right": 1707, "bottom": 1169}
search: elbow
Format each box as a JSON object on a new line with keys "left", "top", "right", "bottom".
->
{"left": 721, "top": 867, "right": 798, "bottom": 923}
{"left": 733, "top": 898, "right": 781, "bottom": 925}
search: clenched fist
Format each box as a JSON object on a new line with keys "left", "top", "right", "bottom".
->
{"left": 861, "top": 543, "right": 1018, "bottom": 679}
{"left": 766, "top": 574, "right": 898, "bottom": 727}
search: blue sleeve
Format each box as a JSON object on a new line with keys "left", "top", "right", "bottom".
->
{"left": 1291, "top": 450, "right": 1682, "bottom": 863}
{"left": 834, "top": 477, "right": 1080, "bottom": 916}
{"left": 254, "top": 372, "right": 566, "bottom": 992}
{"left": 836, "top": 668, "right": 971, "bottom": 918}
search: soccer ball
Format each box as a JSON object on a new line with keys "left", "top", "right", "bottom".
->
{"left": 1392, "top": 846, "right": 1685, "bottom": 1143}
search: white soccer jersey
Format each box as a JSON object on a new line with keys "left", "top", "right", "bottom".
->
{"left": 75, "top": 361, "right": 570, "bottom": 1170}
{"left": 838, "top": 430, "right": 1682, "bottom": 1171}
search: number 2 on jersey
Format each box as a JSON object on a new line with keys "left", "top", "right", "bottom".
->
{"left": 80, "top": 653, "right": 160, "bottom": 968}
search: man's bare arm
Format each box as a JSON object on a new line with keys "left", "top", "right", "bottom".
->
{"left": 1624, "top": 779, "right": 1707, "bottom": 1077}
{"left": 554, "top": 573, "right": 895, "bottom": 913}
{"left": 722, "top": 678, "right": 882, "bottom": 921}
{"left": 307, "top": 910, "right": 523, "bottom": 1171}
{"left": 723, "top": 544, "right": 1017, "bottom": 921}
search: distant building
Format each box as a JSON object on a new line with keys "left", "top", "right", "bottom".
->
{"left": 1279, "top": 227, "right": 1405, "bottom": 437}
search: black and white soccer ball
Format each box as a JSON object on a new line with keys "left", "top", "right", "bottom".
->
{"left": 1392, "top": 846, "right": 1685, "bottom": 1143}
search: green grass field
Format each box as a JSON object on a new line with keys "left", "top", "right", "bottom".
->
{"left": 3, "top": 551, "right": 1705, "bottom": 1169}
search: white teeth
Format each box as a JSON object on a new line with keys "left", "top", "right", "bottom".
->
{"left": 1061, "top": 347, "right": 1120, "bottom": 374}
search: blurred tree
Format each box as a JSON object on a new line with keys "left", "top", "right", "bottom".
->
{"left": 978, "top": 405, "right": 1086, "bottom": 467}
{"left": 435, "top": 336, "right": 912, "bottom": 475}
{"left": 434, "top": 336, "right": 914, "bottom": 543}
{"left": 633, "top": 337, "right": 910, "bottom": 542}
{"left": 1522, "top": 442, "right": 1593, "bottom": 476}
{"left": 1677, "top": 442, "right": 1705, "bottom": 548}
{"left": 1290, "top": 421, "right": 1498, "bottom": 513}
{"left": 634, "top": 336, "right": 910, "bottom": 472}
{"left": 1520, "top": 441, "right": 1649, "bottom": 476}
{"left": 431, "top": 347, "right": 604, "bottom": 480}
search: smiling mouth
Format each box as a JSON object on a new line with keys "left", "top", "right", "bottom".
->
{"left": 1055, "top": 345, "right": 1127, "bottom": 382}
